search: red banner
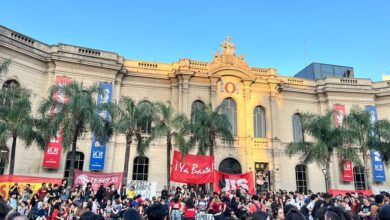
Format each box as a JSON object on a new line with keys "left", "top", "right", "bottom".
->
{"left": 214, "top": 171, "right": 255, "bottom": 195}
{"left": 328, "top": 189, "right": 373, "bottom": 196}
{"left": 73, "top": 170, "right": 123, "bottom": 191}
{"left": 0, "top": 175, "right": 62, "bottom": 199}
{"left": 170, "top": 151, "right": 214, "bottom": 184}
{"left": 333, "top": 104, "right": 353, "bottom": 182}
{"left": 42, "top": 76, "right": 72, "bottom": 168}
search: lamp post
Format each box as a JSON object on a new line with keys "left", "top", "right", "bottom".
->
{"left": 321, "top": 168, "right": 328, "bottom": 192}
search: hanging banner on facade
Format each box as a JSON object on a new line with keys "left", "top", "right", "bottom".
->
{"left": 126, "top": 180, "right": 157, "bottom": 199}
{"left": 43, "top": 76, "right": 72, "bottom": 168}
{"left": 89, "top": 82, "right": 113, "bottom": 171}
{"left": 73, "top": 170, "right": 123, "bottom": 191}
{"left": 214, "top": 170, "right": 255, "bottom": 195}
{"left": 170, "top": 151, "right": 215, "bottom": 184}
{"left": 328, "top": 189, "right": 372, "bottom": 196}
{"left": 0, "top": 175, "right": 62, "bottom": 200}
{"left": 365, "top": 105, "right": 386, "bottom": 182}
{"left": 333, "top": 104, "right": 353, "bottom": 181}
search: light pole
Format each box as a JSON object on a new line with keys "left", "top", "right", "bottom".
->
{"left": 321, "top": 168, "right": 328, "bottom": 192}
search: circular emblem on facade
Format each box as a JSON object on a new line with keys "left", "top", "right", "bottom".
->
{"left": 224, "top": 82, "right": 236, "bottom": 93}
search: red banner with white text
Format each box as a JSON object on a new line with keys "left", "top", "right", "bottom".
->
{"left": 328, "top": 189, "right": 372, "bottom": 196}
{"left": 333, "top": 104, "right": 353, "bottom": 181}
{"left": 73, "top": 170, "right": 123, "bottom": 191}
{"left": 42, "top": 76, "right": 72, "bottom": 168}
{"left": 0, "top": 175, "right": 62, "bottom": 200}
{"left": 170, "top": 151, "right": 214, "bottom": 184}
{"left": 214, "top": 171, "right": 255, "bottom": 195}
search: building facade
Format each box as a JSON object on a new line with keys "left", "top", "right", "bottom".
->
{"left": 1, "top": 26, "right": 390, "bottom": 193}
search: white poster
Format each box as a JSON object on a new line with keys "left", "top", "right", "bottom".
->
{"left": 126, "top": 180, "right": 157, "bottom": 199}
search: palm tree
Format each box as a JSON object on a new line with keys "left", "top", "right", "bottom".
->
{"left": 286, "top": 109, "right": 360, "bottom": 191}
{"left": 190, "top": 103, "right": 234, "bottom": 156}
{"left": 105, "top": 97, "right": 154, "bottom": 185}
{"left": 153, "top": 102, "right": 191, "bottom": 188}
{"left": 0, "top": 59, "right": 11, "bottom": 76}
{"left": 39, "top": 81, "right": 110, "bottom": 184}
{"left": 374, "top": 120, "right": 390, "bottom": 162}
{"left": 346, "top": 106, "right": 390, "bottom": 189}
{"left": 0, "top": 85, "right": 46, "bottom": 175}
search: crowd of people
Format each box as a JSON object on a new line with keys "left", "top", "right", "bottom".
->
{"left": 1, "top": 180, "right": 390, "bottom": 220}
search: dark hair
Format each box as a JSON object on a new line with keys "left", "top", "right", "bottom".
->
{"left": 253, "top": 210, "right": 269, "bottom": 220}
{"left": 123, "top": 209, "right": 142, "bottom": 220}
{"left": 315, "top": 207, "right": 328, "bottom": 220}
{"left": 185, "top": 198, "right": 195, "bottom": 209}
{"left": 283, "top": 204, "right": 296, "bottom": 217}
{"left": 252, "top": 195, "right": 259, "bottom": 201}
{"left": 80, "top": 211, "right": 97, "bottom": 220}
{"left": 375, "top": 194, "right": 384, "bottom": 204}
{"left": 325, "top": 207, "right": 350, "bottom": 220}
{"left": 173, "top": 197, "right": 179, "bottom": 203}
{"left": 310, "top": 194, "right": 318, "bottom": 200}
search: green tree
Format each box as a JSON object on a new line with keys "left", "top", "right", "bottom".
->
{"left": 346, "top": 106, "right": 390, "bottom": 189}
{"left": 39, "top": 81, "right": 110, "bottom": 184}
{"left": 106, "top": 97, "right": 154, "bottom": 185}
{"left": 153, "top": 102, "right": 191, "bottom": 188}
{"left": 286, "top": 110, "right": 360, "bottom": 191}
{"left": 0, "top": 59, "right": 11, "bottom": 76}
{"left": 190, "top": 103, "right": 234, "bottom": 156}
{"left": 0, "top": 85, "right": 46, "bottom": 175}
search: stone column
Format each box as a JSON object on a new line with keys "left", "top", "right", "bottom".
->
{"left": 209, "top": 76, "right": 219, "bottom": 110}
{"left": 106, "top": 70, "right": 125, "bottom": 172}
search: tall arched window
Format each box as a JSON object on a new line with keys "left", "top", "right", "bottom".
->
{"left": 253, "top": 106, "right": 266, "bottom": 138}
{"left": 295, "top": 165, "right": 308, "bottom": 193}
{"left": 138, "top": 101, "right": 153, "bottom": 134}
{"left": 292, "top": 113, "right": 304, "bottom": 142}
{"left": 222, "top": 98, "right": 237, "bottom": 136}
{"left": 132, "top": 156, "right": 149, "bottom": 181}
{"left": 64, "top": 152, "right": 84, "bottom": 178}
{"left": 191, "top": 100, "right": 205, "bottom": 122}
{"left": 353, "top": 166, "right": 366, "bottom": 190}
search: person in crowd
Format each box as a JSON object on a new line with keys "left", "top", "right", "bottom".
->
{"left": 18, "top": 201, "right": 29, "bottom": 217}
{"left": 169, "top": 196, "right": 182, "bottom": 220}
{"left": 182, "top": 198, "right": 196, "bottom": 220}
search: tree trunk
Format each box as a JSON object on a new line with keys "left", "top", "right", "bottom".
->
{"left": 9, "top": 135, "right": 17, "bottom": 175}
{"left": 325, "top": 160, "right": 331, "bottom": 193}
{"left": 68, "top": 134, "right": 78, "bottom": 186}
{"left": 167, "top": 135, "right": 172, "bottom": 190}
{"left": 122, "top": 136, "right": 132, "bottom": 186}
{"left": 209, "top": 136, "right": 215, "bottom": 192}
{"left": 363, "top": 150, "right": 372, "bottom": 190}
{"left": 68, "top": 125, "right": 80, "bottom": 186}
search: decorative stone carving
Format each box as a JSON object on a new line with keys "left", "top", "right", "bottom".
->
{"left": 209, "top": 36, "right": 249, "bottom": 71}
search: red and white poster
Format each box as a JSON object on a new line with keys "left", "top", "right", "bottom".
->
{"left": 74, "top": 170, "right": 123, "bottom": 191}
{"left": 42, "top": 76, "right": 72, "bottom": 168}
{"left": 214, "top": 171, "right": 255, "bottom": 195}
{"left": 170, "top": 151, "right": 215, "bottom": 184}
{"left": 333, "top": 104, "right": 353, "bottom": 182}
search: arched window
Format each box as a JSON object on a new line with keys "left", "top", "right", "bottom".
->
{"left": 222, "top": 98, "right": 237, "bottom": 136}
{"left": 0, "top": 158, "right": 5, "bottom": 175}
{"left": 191, "top": 100, "right": 205, "bottom": 122}
{"left": 64, "top": 152, "right": 84, "bottom": 178}
{"left": 219, "top": 158, "right": 242, "bottom": 174}
{"left": 132, "top": 156, "right": 149, "bottom": 181}
{"left": 2, "top": 79, "right": 20, "bottom": 88}
{"left": 292, "top": 113, "right": 304, "bottom": 142}
{"left": 295, "top": 165, "right": 308, "bottom": 193}
{"left": 138, "top": 101, "right": 153, "bottom": 134}
{"left": 353, "top": 166, "right": 366, "bottom": 190}
{"left": 253, "top": 106, "right": 266, "bottom": 138}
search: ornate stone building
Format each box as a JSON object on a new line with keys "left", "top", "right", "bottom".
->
{"left": 1, "top": 25, "right": 390, "bottom": 192}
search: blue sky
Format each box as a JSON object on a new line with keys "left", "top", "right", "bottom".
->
{"left": 1, "top": 1, "right": 389, "bottom": 81}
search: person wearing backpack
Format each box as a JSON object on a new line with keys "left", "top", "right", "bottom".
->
{"left": 249, "top": 195, "right": 266, "bottom": 215}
